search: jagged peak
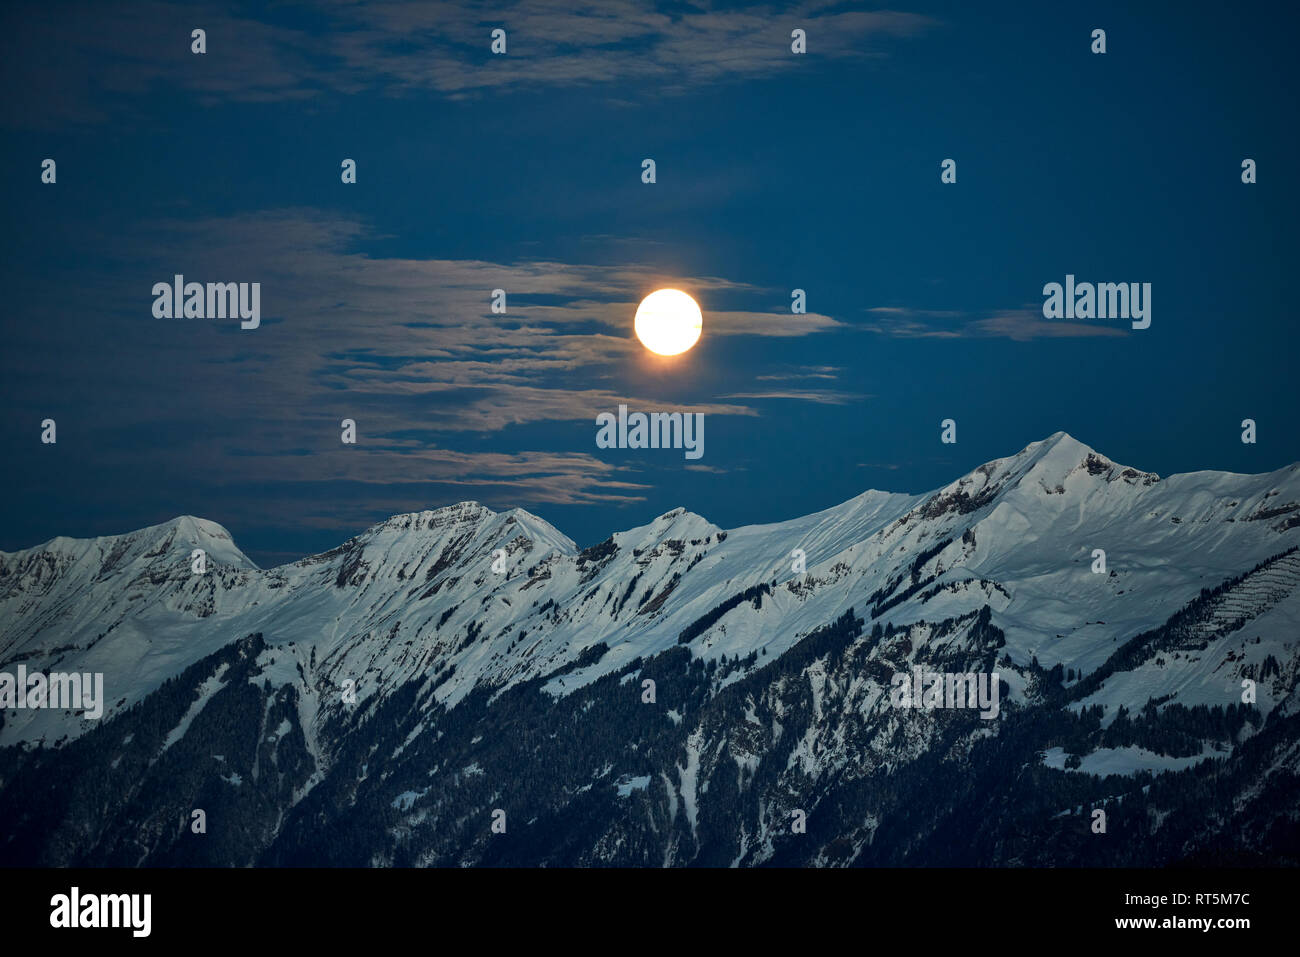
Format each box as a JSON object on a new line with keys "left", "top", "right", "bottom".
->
{"left": 1018, "top": 434, "right": 1157, "bottom": 487}
{"left": 889, "top": 435, "right": 1160, "bottom": 530}
{"left": 364, "top": 502, "right": 497, "bottom": 535}
{"left": 614, "top": 507, "right": 722, "bottom": 549}
{"left": 961, "top": 433, "right": 1157, "bottom": 491}
{"left": 653, "top": 506, "right": 717, "bottom": 530}
{"left": 500, "top": 507, "right": 578, "bottom": 554}
{"left": 340, "top": 503, "right": 579, "bottom": 565}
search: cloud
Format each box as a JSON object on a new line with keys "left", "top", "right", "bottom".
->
{"left": 706, "top": 309, "right": 846, "bottom": 337}
{"left": 756, "top": 365, "right": 842, "bottom": 381}
{"left": 345, "top": 2, "right": 936, "bottom": 99}
{"left": 4, "top": 208, "right": 854, "bottom": 521}
{"left": 864, "top": 306, "right": 1129, "bottom": 341}
{"left": 0, "top": 2, "right": 330, "bottom": 127}
{"left": 234, "top": 445, "right": 658, "bottom": 507}
{"left": 0, "top": 1, "right": 938, "bottom": 127}
{"left": 722, "top": 390, "right": 867, "bottom": 405}
{"left": 966, "top": 310, "right": 1130, "bottom": 341}
{"left": 683, "top": 464, "right": 730, "bottom": 474}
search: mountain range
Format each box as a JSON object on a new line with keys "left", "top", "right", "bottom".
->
{"left": 2, "top": 432, "right": 1298, "bottom": 866}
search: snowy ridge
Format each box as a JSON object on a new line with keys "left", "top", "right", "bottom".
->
{"left": 1, "top": 433, "right": 1298, "bottom": 753}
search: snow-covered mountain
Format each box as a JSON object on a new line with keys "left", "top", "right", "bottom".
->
{"left": 2, "top": 433, "right": 1299, "bottom": 866}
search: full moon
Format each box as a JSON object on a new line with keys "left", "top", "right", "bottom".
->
{"left": 634, "top": 289, "right": 702, "bottom": 356}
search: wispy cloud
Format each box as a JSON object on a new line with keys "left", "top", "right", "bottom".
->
{"left": 0, "top": 1, "right": 938, "bottom": 127}
{"left": 864, "top": 306, "right": 1129, "bottom": 341}
{"left": 966, "top": 310, "right": 1129, "bottom": 341}
{"left": 756, "top": 365, "right": 842, "bottom": 381}
{"left": 331, "top": 1, "right": 937, "bottom": 99}
{"left": 228, "top": 445, "right": 656, "bottom": 507}
{"left": 723, "top": 390, "right": 866, "bottom": 405}
{"left": 5, "top": 208, "right": 852, "bottom": 520}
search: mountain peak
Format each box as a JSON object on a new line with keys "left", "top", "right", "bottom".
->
{"left": 501, "top": 507, "right": 578, "bottom": 554}
{"left": 972, "top": 432, "right": 1157, "bottom": 490}
{"left": 653, "top": 506, "right": 718, "bottom": 531}
{"left": 159, "top": 514, "right": 236, "bottom": 541}
{"left": 1017, "top": 433, "right": 1158, "bottom": 489}
{"left": 138, "top": 515, "right": 256, "bottom": 569}
{"left": 1031, "top": 430, "right": 1090, "bottom": 454}
{"left": 367, "top": 502, "right": 496, "bottom": 535}
{"left": 611, "top": 507, "right": 721, "bottom": 550}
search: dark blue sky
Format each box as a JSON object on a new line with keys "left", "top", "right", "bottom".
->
{"left": 2, "top": 1, "right": 1297, "bottom": 565}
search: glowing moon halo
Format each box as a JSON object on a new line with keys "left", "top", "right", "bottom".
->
{"left": 634, "top": 289, "right": 702, "bottom": 356}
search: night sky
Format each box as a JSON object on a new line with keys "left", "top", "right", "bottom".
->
{"left": 2, "top": 0, "right": 1296, "bottom": 566}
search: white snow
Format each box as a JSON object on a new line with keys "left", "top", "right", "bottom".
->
{"left": 1042, "top": 745, "right": 1213, "bottom": 777}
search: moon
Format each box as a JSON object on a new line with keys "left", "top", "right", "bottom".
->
{"left": 634, "top": 289, "right": 702, "bottom": 356}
